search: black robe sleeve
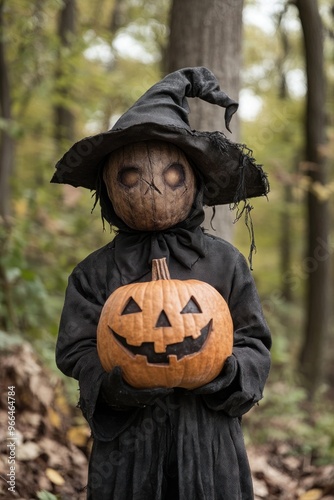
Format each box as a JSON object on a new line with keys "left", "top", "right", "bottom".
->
{"left": 201, "top": 252, "right": 271, "bottom": 417}
{"left": 55, "top": 261, "right": 140, "bottom": 440}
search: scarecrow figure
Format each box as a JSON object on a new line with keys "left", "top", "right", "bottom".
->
{"left": 52, "top": 67, "right": 271, "bottom": 500}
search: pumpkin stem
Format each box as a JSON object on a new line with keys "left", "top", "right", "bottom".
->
{"left": 152, "top": 258, "right": 171, "bottom": 281}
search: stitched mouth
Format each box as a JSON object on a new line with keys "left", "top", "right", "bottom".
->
{"left": 110, "top": 319, "right": 212, "bottom": 364}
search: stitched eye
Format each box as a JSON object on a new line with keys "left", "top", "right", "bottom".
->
{"left": 181, "top": 297, "right": 202, "bottom": 314}
{"left": 163, "top": 164, "right": 185, "bottom": 189}
{"left": 121, "top": 297, "right": 142, "bottom": 315}
{"left": 118, "top": 167, "right": 141, "bottom": 188}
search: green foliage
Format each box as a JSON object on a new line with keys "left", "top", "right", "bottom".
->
{"left": 244, "top": 296, "right": 334, "bottom": 465}
{"left": 36, "top": 491, "right": 58, "bottom": 500}
{"left": 0, "top": 329, "right": 23, "bottom": 349}
{"left": 245, "top": 378, "right": 334, "bottom": 465}
{"left": 0, "top": 223, "right": 49, "bottom": 333}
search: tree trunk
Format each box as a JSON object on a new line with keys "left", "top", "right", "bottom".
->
{"left": 54, "top": 0, "right": 77, "bottom": 149}
{"left": 166, "top": 0, "right": 244, "bottom": 241}
{"left": 0, "top": 0, "right": 16, "bottom": 331}
{"left": 295, "top": 0, "right": 331, "bottom": 397}
{"left": 0, "top": 0, "right": 14, "bottom": 223}
{"left": 280, "top": 185, "right": 293, "bottom": 302}
{"left": 109, "top": 0, "right": 127, "bottom": 34}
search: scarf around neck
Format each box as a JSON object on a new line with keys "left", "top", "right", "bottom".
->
{"left": 102, "top": 188, "right": 207, "bottom": 284}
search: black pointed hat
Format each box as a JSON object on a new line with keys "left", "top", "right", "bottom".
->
{"left": 51, "top": 67, "right": 269, "bottom": 206}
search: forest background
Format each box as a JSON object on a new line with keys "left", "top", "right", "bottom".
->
{"left": 0, "top": 0, "right": 333, "bottom": 498}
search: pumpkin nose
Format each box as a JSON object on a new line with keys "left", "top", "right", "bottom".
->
{"left": 155, "top": 310, "right": 172, "bottom": 327}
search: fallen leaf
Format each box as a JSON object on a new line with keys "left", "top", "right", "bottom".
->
{"left": 47, "top": 407, "right": 62, "bottom": 429}
{"left": 45, "top": 468, "right": 65, "bottom": 486}
{"left": 67, "top": 425, "right": 90, "bottom": 447}
{"left": 298, "top": 489, "right": 323, "bottom": 500}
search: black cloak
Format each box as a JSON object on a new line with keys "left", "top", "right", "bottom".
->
{"left": 56, "top": 190, "right": 271, "bottom": 499}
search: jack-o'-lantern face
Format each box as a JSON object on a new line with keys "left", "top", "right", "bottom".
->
{"left": 109, "top": 283, "right": 213, "bottom": 362}
{"left": 103, "top": 141, "right": 196, "bottom": 231}
{"left": 97, "top": 259, "right": 233, "bottom": 389}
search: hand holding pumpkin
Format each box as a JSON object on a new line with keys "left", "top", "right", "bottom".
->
{"left": 192, "top": 355, "right": 238, "bottom": 395}
{"left": 101, "top": 366, "right": 174, "bottom": 409}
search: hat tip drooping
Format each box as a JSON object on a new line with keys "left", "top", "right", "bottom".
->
{"left": 224, "top": 103, "right": 239, "bottom": 133}
{"left": 112, "top": 66, "right": 239, "bottom": 134}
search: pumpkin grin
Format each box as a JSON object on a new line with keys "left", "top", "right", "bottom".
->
{"left": 109, "top": 319, "right": 213, "bottom": 365}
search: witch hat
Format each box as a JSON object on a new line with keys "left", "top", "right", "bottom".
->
{"left": 51, "top": 67, "right": 269, "bottom": 206}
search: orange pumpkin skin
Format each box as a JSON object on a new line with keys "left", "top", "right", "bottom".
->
{"left": 97, "top": 261, "right": 233, "bottom": 389}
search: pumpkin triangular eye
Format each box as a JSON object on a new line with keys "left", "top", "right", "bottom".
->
{"left": 181, "top": 296, "right": 202, "bottom": 314}
{"left": 121, "top": 297, "right": 142, "bottom": 315}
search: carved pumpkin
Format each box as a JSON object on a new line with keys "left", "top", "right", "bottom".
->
{"left": 103, "top": 141, "right": 196, "bottom": 231}
{"left": 97, "top": 258, "right": 233, "bottom": 389}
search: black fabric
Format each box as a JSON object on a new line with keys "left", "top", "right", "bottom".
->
{"left": 87, "top": 395, "right": 254, "bottom": 500}
{"left": 113, "top": 227, "right": 207, "bottom": 284}
{"left": 56, "top": 232, "right": 271, "bottom": 499}
{"left": 50, "top": 67, "right": 269, "bottom": 206}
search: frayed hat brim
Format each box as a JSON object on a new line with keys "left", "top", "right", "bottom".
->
{"left": 51, "top": 122, "right": 269, "bottom": 206}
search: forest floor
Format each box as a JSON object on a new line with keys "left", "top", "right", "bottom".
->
{"left": 0, "top": 343, "right": 333, "bottom": 500}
